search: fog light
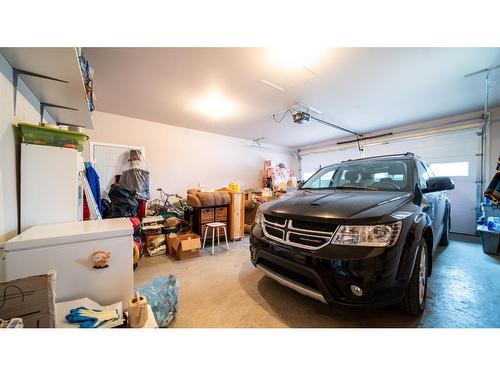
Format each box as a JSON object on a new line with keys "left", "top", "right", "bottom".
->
{"left": 350, "top": 285, "right": 363, "bottom": 297}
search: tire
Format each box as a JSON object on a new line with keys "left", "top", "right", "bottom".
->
{"left": 399, "top": 241, "right": 428, "bottom": 315}
{"left": 439, "top": 208, "right": 450, "bottom": 246}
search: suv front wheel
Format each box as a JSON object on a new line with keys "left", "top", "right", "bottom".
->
{"left": 399, "top": 241, "right": 428, "bottom": 315}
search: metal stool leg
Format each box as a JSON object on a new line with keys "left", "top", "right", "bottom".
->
{"left": 211, "top": 227, "right": 215, "bottom": 255}
{"left": 202, "top": 226, "right": 208, "bottom": 251}
{"left": 223, "top": 226, "right": 229, "bottom": 251}
{"left": 217, "top": 227, "right": 220, "bottom": 247}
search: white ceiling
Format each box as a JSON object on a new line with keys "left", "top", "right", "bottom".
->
{"left": 84, "top": 48, "right": 500, "bottom": 148}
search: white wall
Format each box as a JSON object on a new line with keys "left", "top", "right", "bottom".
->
{"left": 83, "top": 111, "right": 297, "bottom": 200}
{"left": 0, "top": 53, "right": 54, "bottom": 243}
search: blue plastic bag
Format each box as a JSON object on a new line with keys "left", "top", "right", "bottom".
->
{"left": 487, "top": 217, "right": 500, "bottom": 232}
{"left": 137, "top": 275, "right": 179, "bottom": 328}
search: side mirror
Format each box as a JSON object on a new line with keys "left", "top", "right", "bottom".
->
{"left": 422, "top": 177, "right": 455, "bottom": 193}
{"left": 297, "top": 180, "right": 305, "bottom": 188}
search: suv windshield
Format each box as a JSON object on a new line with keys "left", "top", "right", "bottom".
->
{"left": 301, "top": 159, "right": 411, "bottom": 192}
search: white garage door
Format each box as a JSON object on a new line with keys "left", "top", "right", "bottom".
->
{"left": 301, "top": 129, "right": 481, "bottom": 235}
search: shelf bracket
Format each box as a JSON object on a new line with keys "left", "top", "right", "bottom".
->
{"left": 12, "top": 68, "right": 68, "bottom": 116}
{"left": 40, "top": 102, "right": 78, "bottom": 125}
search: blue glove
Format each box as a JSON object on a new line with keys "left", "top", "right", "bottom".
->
{"left": 65, "top": 306, "right": 120, "bottom": 328}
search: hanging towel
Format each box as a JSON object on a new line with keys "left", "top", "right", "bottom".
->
{"left": 86, "top": 165, "right": 104, "bottom": 215}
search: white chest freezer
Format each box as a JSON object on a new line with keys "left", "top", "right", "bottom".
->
{"left": 1, "top": 218, "right": 134, "bottom": 308}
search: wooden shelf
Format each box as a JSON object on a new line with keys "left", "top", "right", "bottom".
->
{"left": 0, "top": 47, "right": 94, "bottom": 129}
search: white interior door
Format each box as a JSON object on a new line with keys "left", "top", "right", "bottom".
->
{"left": 90, "top": 143, "right": 146, "bottom": 197}
{"left": 364, "top": 129, "right": 480, "bottom": 235}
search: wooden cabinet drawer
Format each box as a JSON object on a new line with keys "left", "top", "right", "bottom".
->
{"left": 200, "top": 208, "right": 214, "bottom": 224}
{"left": 215, "top": 206, "right": 228, "bottom": 221}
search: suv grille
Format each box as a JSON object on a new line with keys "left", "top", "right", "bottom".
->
{"left": 264, "top": 214, "right": 286, "bottom": 226}
{"left": 262, "top": 215, "right": 337, "bottom": 250}
{"left": 265, "top": 226, "right": 284, "bottom": 240}
{"left": 290, "top": 219, "right": 337, "bottom": 233}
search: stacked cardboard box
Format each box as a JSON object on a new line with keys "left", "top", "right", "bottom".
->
{"left": 142, "top": 215, "right": 166, "bottom": 256}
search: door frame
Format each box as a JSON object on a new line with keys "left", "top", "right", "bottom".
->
{"left": 89, "top": 142, "right": 146, "bottom": 166}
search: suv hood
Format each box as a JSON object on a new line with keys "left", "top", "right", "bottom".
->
{"left": 261, "top": 189, "right": 413, "bottom": 224}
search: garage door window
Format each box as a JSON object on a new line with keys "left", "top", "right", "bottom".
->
{"left": 430, "top": 162, "right": 469, "bottom": 177}
{"left": 305, "top": 170, "right": 335, "bottom": 188}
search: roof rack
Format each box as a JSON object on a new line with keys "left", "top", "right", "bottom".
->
{"left": 342, "top": 152, "right": 415, "bottom": 163}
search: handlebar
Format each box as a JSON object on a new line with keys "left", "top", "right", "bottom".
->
{"left": 156, "top": 188, "right": 183, "bottom": 200}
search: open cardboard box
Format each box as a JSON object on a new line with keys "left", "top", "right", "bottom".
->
{"left": 171, "top": 233, "right": 202, "bottom": 260}
{"left": 166, "top": 234, "right": 177, "bottom": 256}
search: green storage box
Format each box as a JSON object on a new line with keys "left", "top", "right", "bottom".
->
{"left": 17, "top": 122, "right": 89, "bottom": 152}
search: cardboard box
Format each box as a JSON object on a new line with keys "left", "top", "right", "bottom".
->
{"left": 149, "top": 234, "right": 166, "bottom": 249}
{"left": 144, "top": 234, "right": 167, "bottom": 256}
{"left": 0, "top": 272, "right": 56, "bottom": 328}
{"left": 171, "top": 233, "right": 202, "bottom": 260}
{"left": 166, "top": 234, "right": 177, "bottom": 256}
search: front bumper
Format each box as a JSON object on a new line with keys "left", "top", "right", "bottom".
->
{"left": 250, "top": 224, "right": 410, "bottom": 308}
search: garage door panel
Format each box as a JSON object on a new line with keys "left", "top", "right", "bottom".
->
{"left": 445, "top": 174, "right": 477, "bottom": 234}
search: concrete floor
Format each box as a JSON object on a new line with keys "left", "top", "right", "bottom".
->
{"left": 134, "top": 235, "right": 500, "bottom": 328}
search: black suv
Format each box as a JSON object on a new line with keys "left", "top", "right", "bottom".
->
{"left": 250, "top": 153, "right": 454, "bottom": 314}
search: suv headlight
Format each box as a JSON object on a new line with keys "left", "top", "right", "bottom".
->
{"left": 255, "top": 209, "right": 263, "bottom": 226}
{"left": 331, "top": 221, "right": 402, "bottom": 247}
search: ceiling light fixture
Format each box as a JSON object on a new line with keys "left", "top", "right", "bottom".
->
{"left": 193, "top": 91, "right": 236, "bottom": 120}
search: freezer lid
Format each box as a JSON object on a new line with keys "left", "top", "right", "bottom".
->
{"left": 3, "top": 218, "right": 133, "bottom": 251}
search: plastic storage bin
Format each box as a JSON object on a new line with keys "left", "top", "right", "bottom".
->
{"left": 477, "top": 225, "right": 500, "bottom": 255}
{"left": 17, "top": 122, "right": 89, "bottom": 152}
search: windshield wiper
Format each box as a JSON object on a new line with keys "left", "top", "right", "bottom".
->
{"left": 332, "top": 185, "right": 379, "bottom": 191}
